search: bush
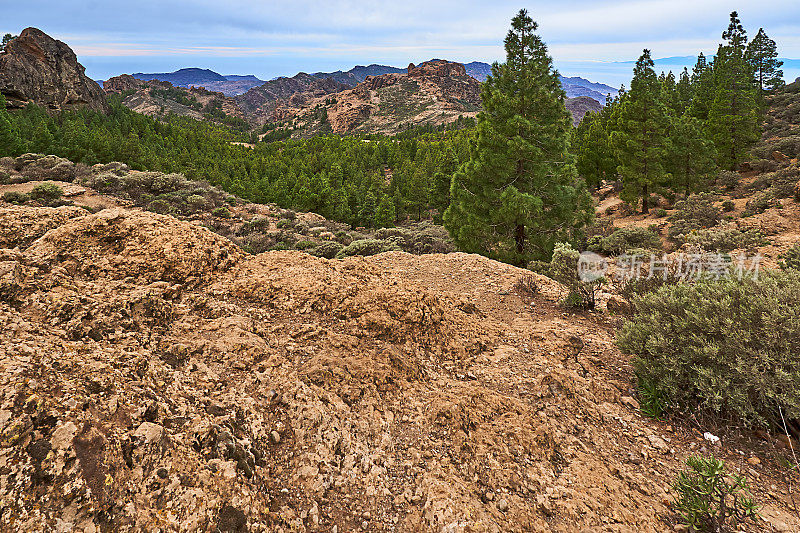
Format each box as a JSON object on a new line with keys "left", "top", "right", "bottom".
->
{"left": 373, "top": 223, "right": 455, "bottom": 254}
{"left": 653, "top": 208, "right": 667, "bottom": 218}
{"left": 681, "top": 223, "right": 768, "bottom": 252}
{"left": 673, "top": 456, "right": 758, "bottom": 532}
{"left": 212, "top": 207, "right": 231, "bottom": 218}
{"left": 778, "top": 245, "right": 800, "bottom": 270}
{"left": 186, "top": 194, "right": 207, "bottom": 212}
{"left": 617, "top": 270, "right": 800, "bottom": 427}
{"left": 742, "top": 191, "right": 775, "bottom": 216}
{"left": 335, "top": 239, "right": 400, "bottom": 258}
{"left": 293, "top": 240, "right": 317, "bottom": 250}
{"left": 549, "top": 242, "right": 604, "bottom": 309}
{"left": 721, "top": 200, "right": 735, "bottom": 212}
{"left": 593, "top": 226, "right": 662, "bottom": 256}
{"left": 668, "top": 193, "right": 721, "bottom": 243}
{"left": 30, "top": 182, "right": 63, "bottom": 202}
{"left": 310, "top": 241, "right": 344, "bottom": 259}
{"left": 717, "top": 170, "right": 739, "bottom": 190}
{"left": 2, "top": 191, "right": 30, "bottom": 204}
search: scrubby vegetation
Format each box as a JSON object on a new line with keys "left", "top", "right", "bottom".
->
{"left": 588, "top": 226, "right": 662, "bottom": 256}
{"left": 617, "top": 270, "right": 800, "bottom": 428}
{"left": 548, "top": 242, "right": 604, "bottom": 309}
{"left": 673, "top": 456, "right": 759, "bottom": 532}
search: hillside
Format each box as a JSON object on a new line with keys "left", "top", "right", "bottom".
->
{"left": 1, "top": 194, "right": 797, "bottom": 531}
{"left": 103, "top": 75, "right": 248, "bottom": 127}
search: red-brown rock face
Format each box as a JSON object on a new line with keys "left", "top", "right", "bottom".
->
{"left": 0, "top": 27, "right": 108, "bottom": 113}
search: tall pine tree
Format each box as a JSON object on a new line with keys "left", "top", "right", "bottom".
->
{"left": 709, "top": 11, "right": 759, "bottom": 170}
{"left": 746, "top": 28, "right": 784, "bottom": 96}
{"left": 612, "top": 50, "right": 669, "bottom": 213}
{"left": 444, "top": 9, "right": 591, "bottom": 265}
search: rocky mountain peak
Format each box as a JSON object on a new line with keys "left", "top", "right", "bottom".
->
{"left": 0, "top": 27, "right": 108, "bottom": 113}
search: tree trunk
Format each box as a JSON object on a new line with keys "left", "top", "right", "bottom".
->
{"left": 641, "top": 184, "right": 649, "bottom": 214}
{"left": 514, "top": 224, "right": 526, "bottom": 263}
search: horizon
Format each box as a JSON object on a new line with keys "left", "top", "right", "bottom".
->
{"left": 3, "top": 1, "right": 800, "bottom": 88}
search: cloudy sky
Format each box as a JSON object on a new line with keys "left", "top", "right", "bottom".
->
{"left": 3, "top": 1, "right": 799, "bottom": 86}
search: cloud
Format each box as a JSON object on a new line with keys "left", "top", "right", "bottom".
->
{"left": 4, "top": 0, "right": 798, "bottom": 83}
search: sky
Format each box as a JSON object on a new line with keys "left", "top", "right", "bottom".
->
{"left": 2, "top": 0, "right": 799, "bottom": 87}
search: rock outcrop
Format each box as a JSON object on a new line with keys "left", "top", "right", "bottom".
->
{"left": 565, "top": 95, "right": 603, "bottom": 125}
{"left": 2, "top": 202, "right": 798, "bottom": 532}
{"left": 0, "top": 28, "right": 108, "bottom": 113}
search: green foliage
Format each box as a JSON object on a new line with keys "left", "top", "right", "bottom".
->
{"left": 309, "top": 241, "right": 344, "bottom": 259}
{"left": 549, "top": 242, "right": 604, "bottom": 309}
{"left": 0, "top": 34, "right": 15, "bottom": 52}
{"left": 654, "top": 208, "right": 667, "bottom": 218}
{"left": 746, "top": 28, "right": 784, "bottom": 95}
{"left": 637, "top": 376, "right": 668, "bottom": 418}
{"left": 444, "top": 10, "right": 592, "bottom": 265}
{"left": 293, "top": 240, "right": 317, "bottom": 250}
{"left": 1, "top": 97, "right": 472, "bottom": 230}
{"left": 2, "top": 191, "right": 29, "bottom": 204}
{"left": 673, "top": 456, "right": 759, "bottom": 532}
{"left": 373, "top": 223, "right": 455, "bottom": 254}
{"left": 709, "top": 12, "right": 760, "bottom": 170}
{"left": 612, "top": 50, "right": 669, "bottom": 213}
{"left": 717, "top": 170, "right": 739, "bottom": 190}
{"left": 591, "top": 226, "right": 662, "bottom": 256}
{"left": 668, "top": 193, "right": 722, "bottom": 243}
{"left": 778, "top": 245, "right": 800, "bottom": 270}
{"left": 334, "top": 239, "right": 400, "bottom": 258}
{"left": 211, "top": 207, "right": 231, "bottom": 218}
{"left": 721, "top": 199, "right": 735, "bottom": 211}
{"left": 29, "top": 181, "right": 63, "bottom": 202}
{"left": 742, "top": 190, "right": 775, "bottom": 216}
{"left": 617, "top": 270, "right": 800, "bottom": 427}
{"left": 573, "top": 111, "right": 616, "bottom": 189}
{"left": 681, "top": 222, "right": 768, "bottom": 252}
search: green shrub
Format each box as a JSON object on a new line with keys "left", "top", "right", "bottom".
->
{"left": 721, "top": 200, "right": 735, "bottom": 212}
{"left": 717, "top": 170, "right": 739, "bottom": 190}
{"left": 310, "top": 241, "right": 344, "bottom": 259}
{"left": 147, "top": 198, "right": 172, "bottom": 214}
{"left": 668, "top": 193, "right": 721, "bottom": 243}
{"left": 617, "top": 270, "right": 800, "bottom": 427}
{"left": 681, "top": 223, "right": 768, "bottom": 252}
{"left": 335, "top": 239, "right": 400, "bottom": 258}
{"left": 673, "top": 456, "right": 758, "bottom": 532}
{"left": 596, "top": 226, "right": 662, "bottom": 256}
{"left": 778, "top": 245, "right": 800, "bottom": 270}
{"left": 212, "top": 207, "right": 231, "bottom": 218}
{"left": 742, "top": 191, "right": 775, "bottom": 216}
{"left": 186, "top": 194, "right": 207, "bottom": 212}
{"left": 30, "top": 182, "right": 63, "bottom": 202}
{"left": 293, "top": 240, "right": 317, "bottom": 250}
{"left": 653, "top": 208, "right": 667, "bottom": 218}
{"left": 549, "top": 242, "right": 604, "bottom": 309}
{"left": 0, "top": 170, "right": 9, "bottom": 184}
{"left": 2, "top": 191, "right": 30, "bottom": 204}
{"left": 268, "top": 242, "right": 292, "bottom": 251}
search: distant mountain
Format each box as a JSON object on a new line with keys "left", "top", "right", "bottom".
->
{"left": 224, "top": 74, "right": 264, "bottom": 82}
{"left": 131, "top": 68, "right": 227, "bottom": 86}
{"left": 464, "top": 61, "right": 492, "bottom": 81}
{"left": 460, "top": 61, "right": 616, "bottom": 103}
{"left": 312, "top": 64, "right": 405, "bottom": 86}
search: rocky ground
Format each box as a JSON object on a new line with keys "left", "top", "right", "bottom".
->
{"left": 0, "top": 201, "right": 798, "bottom": 532}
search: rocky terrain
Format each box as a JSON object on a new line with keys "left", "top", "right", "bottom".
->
{"left": 122, "top": 69, "right": 266, "bottom": 97}
{"left": 566, "top": 96, "right": 603, "bottom": 125}
{"left": 103, "top": 75, "right": 246, "bottom": 124}
{"left": 1, "top": 182, "right": 799, "bottom": 531}
{"left": 0, "top": 27, "right": 108, "bottom": 113}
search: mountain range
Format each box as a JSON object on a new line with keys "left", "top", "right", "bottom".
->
{"left": 116, "top": 62, "right": 618, "bottom": 103}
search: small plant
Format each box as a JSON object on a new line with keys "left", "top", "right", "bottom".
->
{"left": 514, "top": 274, "right": 540, "bottom": 297}
{"left": 778, "top": 245, "right": 800, "bottom": 271}
{"left": 30, "top": 182, "right": 63, "bottom": 203}
{"left": 654, "top": 208, "right": 668, "bottom": 218}
{"left": 310, "top": 241, "right": 344, "bottom": 259}
{"left": 673, "top": 456, "right": 759, "bottom": 532}
{"left": 742, "top": 191, "right": 775, "bottom": 217}
{"left": 721, "top": 200, "right": 735, "bottom": 212}
{"left": 212, "top": 207, "right": 231, "bottom": 218}
{"left": 550, "top": 242, "right": 604, "bottom": 309}
{"left": 293, "top": 240, "right": 317, "bottom": 250}
{"left": 2, "top": 191, "right": 30, "bottom": 204}
{"left": 717, "top": 170, "right": 739, "bottom": 191}
{"left": 594, "top": 226, "right": 662, "bottom": 256}
{"left": 637, "top": 374, "right": 668, "bottom": 418}
{"left": 668, "top": 193, "right": 722, "bottom": 243}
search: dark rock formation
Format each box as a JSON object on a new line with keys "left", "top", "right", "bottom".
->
{"left": 0, "top": 27, "right": 108, "bottom": 113}
{"left": 565, "top": 95, "right": 603, "bottom": 125}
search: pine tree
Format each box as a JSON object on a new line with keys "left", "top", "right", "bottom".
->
{"left": 374, "top": 194, "right": 396, "bottom": 227}
{"left": 665, "top": 114, "right": 716, "bottom": 195}
{"left": 0, "top": 94, "right": 22, "bottom": 156}
{"left": 612, "top": 50, "right": 669, "bottom": 213}
{"left": 444, "top": 9, "right": 592, "bottom": 265}
{"left": 709, "top": 12, "right": 759, "bottom": 170}
{"left": 676, "top": 68, "right": 693, "bottom": 114}
{"left": 573, "top": 111, "right": 616, "bottom": 190}
{"left": 689, "top": 53, "right": 714, "bottom": 121}
{"left": 746, "top": 28, "right": 784, "bottom": 96}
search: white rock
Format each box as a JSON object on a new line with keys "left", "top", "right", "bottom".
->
{"left": 703, "top": 432, "right": 720, "bottom": 445}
